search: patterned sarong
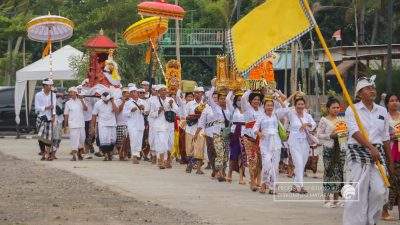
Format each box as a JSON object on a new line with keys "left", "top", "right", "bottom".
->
{"left": 243, "top": 135, "right": 261, "bottom": 179}
{"left": 38, "top": 119, "right": 52, "bottom": 145}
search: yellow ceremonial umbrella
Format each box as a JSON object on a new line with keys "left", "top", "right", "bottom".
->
{"left": 124, "top": 17, "right": 168, "bottom": 78}
{"left": 26, "top": 13, "right": 74, "bottom": 78}
{"left": 124, "top": 17, "right": 168, "bottom": 45}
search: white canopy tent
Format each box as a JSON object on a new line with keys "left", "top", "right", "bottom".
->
{"left": 14, "top": 45, "right": 83, "bottom": 125}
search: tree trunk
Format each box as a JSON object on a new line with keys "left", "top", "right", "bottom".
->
{"left": 13, "top": 36, "right": 23, "bottom": 55}
{"left": 370, "top": 9, "right": 379, "bottom": 44}
{"left": 290, "top": 42, "right": 298, "bottom": 94}
{"left": 359, "top": 0, "right": 366, "bottom": 44}
{"left": 284, "top": 46, "right": 288, "bottom": 95}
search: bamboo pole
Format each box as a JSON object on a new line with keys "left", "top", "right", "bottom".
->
{"left": 303, "top": 0, "right": 390, "bottom": 187}
{"left": 175, "top": 0, "right": 181, "bottom": 63}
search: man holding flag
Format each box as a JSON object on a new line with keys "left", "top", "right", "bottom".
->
{"left": 228, "top": 0, "right": 393, "bottom": 224}
{"left": 343, "top": 76, "right": 394, "bottom": 225}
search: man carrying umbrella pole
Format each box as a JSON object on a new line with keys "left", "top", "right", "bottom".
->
{"left": 343, "top": 75, "right": 395, "bottom": 225}
{"left": 35, "top": 78, "right": 56, "bottom": 161}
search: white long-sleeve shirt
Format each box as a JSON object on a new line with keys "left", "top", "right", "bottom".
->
{"left": 345, "top": 102, "right": 390, "bottom": 145}
{"left": 35, "top": 90, "right": 56, "bottom": 121}
{"left": 92, "top": 100, "right": 117, "bottom": 127}
{"left": 253, "top": 113, "right": 283, "bottom": 151}
{"left": 146, "top": 95, "right": 158, "bottom": 126}
{"left": 280, "top": 109, "right": 316, "bottom": 143}
{"left": 149, "top": 96, "right": 178, "bottom": 132}
{"left": 316, "top": 117, "right": 336, "bottom": 148}
{"left": 207, "top": 87, "right": 231, "bottom": 132}
{"left": 64, "top": 98, "right": 85, "bottom": 129}
{"left": 241, "top": 90, "right": 263, "bottom": 139}
{"left": 123, "top": 98, "right": 146, "bottom": 131}
{"left": 176, "top": 89, "right": 187, "bottom": 118}
{"left": 184, "top": 99, "right": 203, "bottom": 135}
{"left": 226, "top": 91, "right": 245, "bottom": 134}
{"left": 198, "top": 105, "right": 217, "bottom": 137}
{"left": 115, "top": 98, "right": 129, "bottom": 126}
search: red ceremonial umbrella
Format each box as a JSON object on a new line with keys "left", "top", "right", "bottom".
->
{"left": 138, "top": 0, "right": 185, "bottom": 20}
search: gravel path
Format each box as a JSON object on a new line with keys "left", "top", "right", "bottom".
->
{"left": 0, "top": 152, "right": 209, "bottom": 225}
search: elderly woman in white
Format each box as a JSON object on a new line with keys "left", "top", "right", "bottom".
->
{"left": 253, "top": 96, "right": 287, "bottom": 194}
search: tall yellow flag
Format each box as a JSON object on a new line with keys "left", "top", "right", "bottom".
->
{"left": 228, "top": 0, "right": 314, "bottom": 76}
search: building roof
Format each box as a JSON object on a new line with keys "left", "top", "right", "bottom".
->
{"left": 83, "top": 29, "right": 117, "bottom": 49}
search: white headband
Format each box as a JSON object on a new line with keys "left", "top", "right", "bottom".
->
{"left": 42, "top": 79, "right": 54, "bottom": 85}
{"left": 355, "top": 75, "right": 376, "bottom": 96}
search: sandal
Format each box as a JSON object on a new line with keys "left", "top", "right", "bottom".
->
{"left": 290, "top": 185, "right": 299, "bottom": 193}
{"left": 381, "top": 215, "right": 396, "bottom": 221}
{"left": 268, "top": 190, "right": 277, "bottom": 195}
{"left": 249, "top": 182, "right": 258, "bottom": 192}
{"left": 226, "top": 177, "right": 232, "bottom": 183}
{"left": 323, "top": 202, "right": 336, "bottom": 208}
{"left": 217, "top": 176, "right": 226, "bottom": 182}
{"left": 335, "top": 202, "right": 344, "bottom": 208}
{"left": 300, "top": 188, "right": 308, "bottom": 194}
{"left": 239, "top": 180, "right": 246, "bottom": 185}
{"left": 259, "top": 184, "right": 267, "bottom": 194}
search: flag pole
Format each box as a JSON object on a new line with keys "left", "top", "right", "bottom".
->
{"left": 302, "top": 0, "right": 390, "bottom": 187}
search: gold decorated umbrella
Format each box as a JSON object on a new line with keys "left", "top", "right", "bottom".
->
{"left": 124, "top": 17, "right": 168, "bottom": 45}
{"left": 27, "top": 13, "right": 74, "bottom": 78}
{"left": 124, "top": 16, "right": 168, "bottom": 78}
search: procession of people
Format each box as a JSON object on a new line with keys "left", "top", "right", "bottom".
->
{"left": 34, "top": 72, "right": 400, "bottom": 224}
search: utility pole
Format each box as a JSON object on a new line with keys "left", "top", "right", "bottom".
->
{"left": 175, "top": 0, "right": 181, "bottom": 63}
{"left": 353, "top": 0, "right": 359, "bottom": 88}
{"left": 387, "top": 0, "right": 393, "bottom": 92}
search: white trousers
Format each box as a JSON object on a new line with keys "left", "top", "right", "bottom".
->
{"left": 260, "top": 148, "right": 281, "bottom": 191}
{"left": 69, "top": 127, "right": 85, "bottom": 150}
{"left": 342, "top": 161, "right": 388, "bottom": 225}
{"left": 149, "top": 126, "right": 157, "bottom": 151}
{"left": 289, "top": 138, "right": 309, "bottom": 188}
{"left": 155, "top": 131, "right": 174, "bottom": 156}
{"left": 128, "top": 128, "right": 144, "bottom": 157}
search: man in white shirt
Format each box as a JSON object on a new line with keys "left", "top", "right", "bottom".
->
{"left": 51, "top": 90, "right": 65, "bottom": 160}
{"left": 343, "top": 75, "right": 394, "bottom": 225}
{"left": 146, "top": 85, "right": 159, "bottom": 164}
{"left": 64, "top": 87, "right": 88, "bottom": 161}
{"left": 35, "top": 78, "right": 56, "bottom": 161}
{"left": 115, "top": 87, "right": 130, "bottom": 161}
{"left": 175, "top": 88, "right": 194, "bottom": 164}
{"left": 138, "top": 88, "right": 150, "bottom": 161}
{"left": 184, "top": 86, "right": 206, "bottom": 174}
{"left": 90, "top": 92, "right": 119, "bottom": 161}
{"left": 149, "top": 85, "right": 178, "bottom": 169}
{"left": 123, "top": 86, "right": 146, "bottom": 164}
{"left": 141, "top": 81, "right": 150, "bottom": 99}
{"left": 83, "top": 89, "right": 100, "bottom": 159}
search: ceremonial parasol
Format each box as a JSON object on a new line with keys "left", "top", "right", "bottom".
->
{"left": 124, "top": 16, "right": 168, "bottom": 78}
{"left": 124, "top": 17, "right": 168, "bottom": 45}
{"left": 137, "top": 0, "right": 185, "bottom": 20}
{"left": 27, "top": 13, "right": 74, "bottom": 78}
